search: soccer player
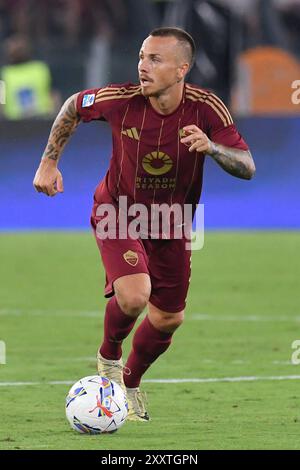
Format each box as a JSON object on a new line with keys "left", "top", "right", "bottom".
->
{"left": 33, "top": 27, "right": 255, "bottom": 421}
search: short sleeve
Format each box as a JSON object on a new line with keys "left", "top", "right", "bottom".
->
{"left": 76, "top": 88, "right": 105, "bottom": 122}
{"left": 203, "top": 93, "right": 249, "bottom": 151}
{"left": 76, "top": 87, "right": 120, "bottom": 122}
{"left": 76, "top": 83, "right": 141, "bottom": 124}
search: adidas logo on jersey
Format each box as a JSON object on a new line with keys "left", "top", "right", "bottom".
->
{"left": 121, "top": 127, "right": 140, "bottom": 140}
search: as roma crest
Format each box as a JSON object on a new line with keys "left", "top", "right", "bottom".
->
{"left": 123, "top": 250, "right": 139, "bottom": 267}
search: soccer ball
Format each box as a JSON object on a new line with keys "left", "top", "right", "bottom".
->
{"left": 65, "top": 375, "right": 128, "bottom": 434}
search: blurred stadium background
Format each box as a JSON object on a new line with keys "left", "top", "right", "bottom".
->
{"left": 1, "top": 0, "right": 300, "bottom": 229}
{"left": 1, "top": 0, "right": 300, "bottom": 451}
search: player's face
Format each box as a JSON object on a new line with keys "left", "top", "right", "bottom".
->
{"left": 138, "top": 36, "right": 188, "bottom": 97}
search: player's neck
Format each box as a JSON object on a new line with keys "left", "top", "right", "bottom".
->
{"left": 149, "top": 82, "right": 185, "bottom": 115}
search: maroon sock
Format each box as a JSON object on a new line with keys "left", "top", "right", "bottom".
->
{"left": 124, "top": 316, "right": 173, "bottom": 388}
{"left": 99, "top": 296, "right": 137, "bottom": 360}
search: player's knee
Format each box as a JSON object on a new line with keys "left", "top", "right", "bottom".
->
{"left": 118, "top": 293, "right": 149, "bottom": 318}
{"left": 173, "top": 311, "right": 185, "bottom": 329}
{"left": 154, "top": 311, "right": 184, "bottom": 333}
{"left": 167, "top": 312, "right": 184, "bottom": 332}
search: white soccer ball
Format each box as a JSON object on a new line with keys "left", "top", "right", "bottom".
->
{"left": 65, "top": 375, "right": 128, "bottom": 434}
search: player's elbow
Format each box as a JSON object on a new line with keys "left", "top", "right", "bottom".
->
{"left": 244, "top": 152, "right": 256, "bottom": 180}
{"left": 245, "top": 161, "right": 256, "bottom": 180}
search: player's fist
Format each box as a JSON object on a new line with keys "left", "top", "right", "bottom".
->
{"left": 180, "top": 125, "right": 213, "bottom": 154}
{"left": 33, "top": 158, "right": 64, "bottom": 197}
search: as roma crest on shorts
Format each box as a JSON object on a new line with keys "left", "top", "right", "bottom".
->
{"left": 123, "top": 250, "right": 139, "bottom": 267}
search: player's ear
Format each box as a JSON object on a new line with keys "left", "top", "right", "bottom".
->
{"left": 177, "top": 62, "right": 189, "bottom": 81}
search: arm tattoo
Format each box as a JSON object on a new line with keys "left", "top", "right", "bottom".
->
{"left": 42, "top": 94, "right": 80, "bottom": 163}
{"left": 209, "top": 142, "right": 255, "bottom": 180}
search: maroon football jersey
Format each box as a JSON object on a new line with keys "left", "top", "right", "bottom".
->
{"left": 76, "top": 83, "right": 248, "bottom": 214}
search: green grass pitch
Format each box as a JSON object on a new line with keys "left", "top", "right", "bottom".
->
{"left": 0, "top": 231, "right": 299, "bottom": 450}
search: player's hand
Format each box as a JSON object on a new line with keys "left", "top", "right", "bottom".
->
{"left": 33, "top": 158, "right": 64, "bottom": 197}
{"left": 180, "top": 125, "right": 213, "bottom": 154}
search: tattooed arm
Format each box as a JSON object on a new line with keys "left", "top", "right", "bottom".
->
{"left": 205, "top": 142, "right": 255, "bottom": 180}
{"left": 181, "top": 125, "right": 256, "bottom": 180}
{"left": 33, "top": 93, "right": 80, "bottom": 196}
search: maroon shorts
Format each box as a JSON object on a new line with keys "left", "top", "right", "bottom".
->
{"left": 91, "top": 210, "right": 191, "bottom": 313}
